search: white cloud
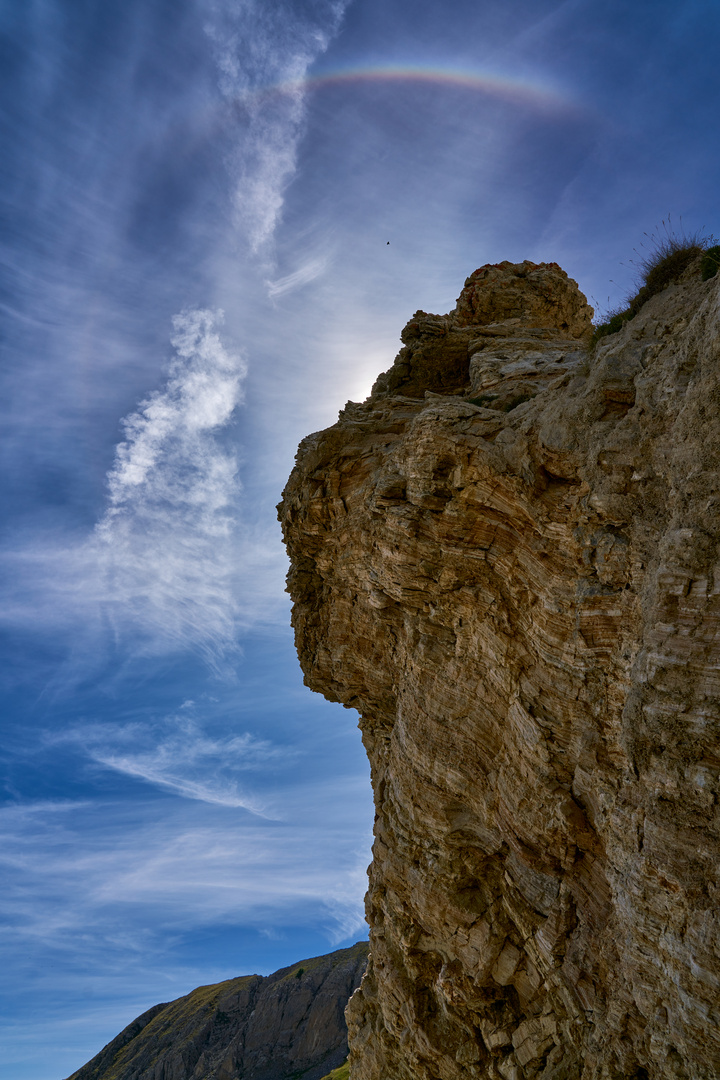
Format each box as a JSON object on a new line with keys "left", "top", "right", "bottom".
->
{"left": 0, "top": 0, "right": 357, "bottom": 673}
{"left": 0, "top": 305, "right": 291, "bottom": 674}
{"left": 51, "top": 713, "right": 288, "bottom": 813}
{"left": 266, "top": 254, "right": 330, "bottom": 297}
{"left": 92, "top": 308, "right": 247, "bottom": 664}
{"left": 203, "top": 0, "right": 348, "bottom": 254}
{"left": 0, "top": 793, "right": 370, "bottom": 953}
{"left": 323, "top": 858, "right": 368, "bottom": 944}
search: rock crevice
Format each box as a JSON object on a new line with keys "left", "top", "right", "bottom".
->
{"left": 280, "top": 260, "right": 720, "bottom": 1079}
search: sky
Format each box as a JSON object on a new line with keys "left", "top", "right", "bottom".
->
{"left": 1, "top": 1, "right": 719, "bottom": 1077}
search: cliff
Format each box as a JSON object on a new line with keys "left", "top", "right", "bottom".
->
{"left": 279, "top": 260, "right": 720, "bottom": 1079}
{"left": 65, "top": 942, "right": 368, "bottom": 1080}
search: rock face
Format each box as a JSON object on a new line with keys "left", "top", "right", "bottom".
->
{"left": 65, "top": 942, "right": 368, "bottom": 1080}
{"left": 279, "top": 261, "right": 720, "bottom": 1079}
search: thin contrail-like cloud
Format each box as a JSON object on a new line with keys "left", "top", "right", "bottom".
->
{"left": 266, "top": 255, "right": 330, "bottom": 297}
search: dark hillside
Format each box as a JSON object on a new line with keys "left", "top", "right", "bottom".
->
{"left": 65, "top": 942, "right": 368, "bottom": 1080}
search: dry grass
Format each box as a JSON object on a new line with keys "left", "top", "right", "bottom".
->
{"left": 592, "top": 219, "right": 718, "bottom": 345}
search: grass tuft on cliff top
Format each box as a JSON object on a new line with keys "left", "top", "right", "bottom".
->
{"left": 592, "top": 218, "right": 718, "bottom": 345}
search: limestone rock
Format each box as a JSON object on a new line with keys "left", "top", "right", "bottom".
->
{"left": 370, "top": 263, "right": 592, "bottom": 402}
{"left": 455, "top": 260, "right": 593, "bottom": 340}
{"left": 65, "top": 942, "right": 368, "bottom": 1080}
{"left": 280, "top": 260, "right": 720, "bottom": 1079}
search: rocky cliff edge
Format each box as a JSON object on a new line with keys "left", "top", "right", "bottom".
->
{"left": 280, "top": 259, "right": 720, "bottom": 1079}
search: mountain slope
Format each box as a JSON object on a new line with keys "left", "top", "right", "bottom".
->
{"left": 65, "top": 942, "right": 368, "bottom": 1080}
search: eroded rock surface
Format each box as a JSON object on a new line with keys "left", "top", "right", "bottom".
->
{"left": 280, "top": 261, "right": 720, "bottom": 1079}
{"left": 65, "top": 943, "right": 368, "bottom": 1080}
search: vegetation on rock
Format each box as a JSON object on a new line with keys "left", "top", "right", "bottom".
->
{"left": 700, "top": 244, "right": 720, "bottom": 281}
{"left": 592, "top": 220, "right": 717, "bottom": 343}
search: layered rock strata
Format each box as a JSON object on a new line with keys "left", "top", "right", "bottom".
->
{"left": 66, "top": 942, "right": 368, "bottom": 1080}
{"left": 280, "top": 261, "right": 720, "bottom": 1079}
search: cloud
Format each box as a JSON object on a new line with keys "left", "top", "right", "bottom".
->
{"left": 0, "top": 0, "right": 358, "bottom": 677}
{"left": 92, "top": 308, "right": 247, "bottom": 663}
{"left": 0, "top": 791, "right": 370, "bottom": 956}
{"left": 51, "top": 712, "right": 289, "bottom": 813}
{"left": 202, "top": 0, "right": 349, "bottom": 254}
{"left": 323, "top": 857, "right": 368, "bottom": 944}
{"left": 0, "top": 309, "right": 288, "bottom": 672}
{"left": 266, "top": 255, "right": 331, "bottom": 297}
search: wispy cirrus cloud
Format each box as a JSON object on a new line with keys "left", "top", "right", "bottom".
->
{"left": 94, "top": 308, "right": 247, "bottom": 663}
{"left": 203, "top": 0, "right": 349, "bottom": 254}
{"left": 266, "top": 255, "right": 331, "bottom": 298}
{"left": 0, "top": 0, "right": 354, "bottom": 672}
{"left": 51, "top": 711, "right": 288, "bottom": 813}
{"left": 0, "top": 306, "right": 292, "bottom": 674}
{"left": 0, "top": 788, "right": 370, "bottom": 955}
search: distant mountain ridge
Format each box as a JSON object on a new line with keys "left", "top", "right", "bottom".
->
{"left": 65, "top": 942, "right": 368, "bottom": 1080}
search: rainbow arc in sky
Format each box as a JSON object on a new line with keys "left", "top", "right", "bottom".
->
{"left": 271, "top": 63, "right": 574, "bottom": 112}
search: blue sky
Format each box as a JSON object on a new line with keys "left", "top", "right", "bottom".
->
{"left": 1, "top": 1, "right": 719, "bottom": 1077}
